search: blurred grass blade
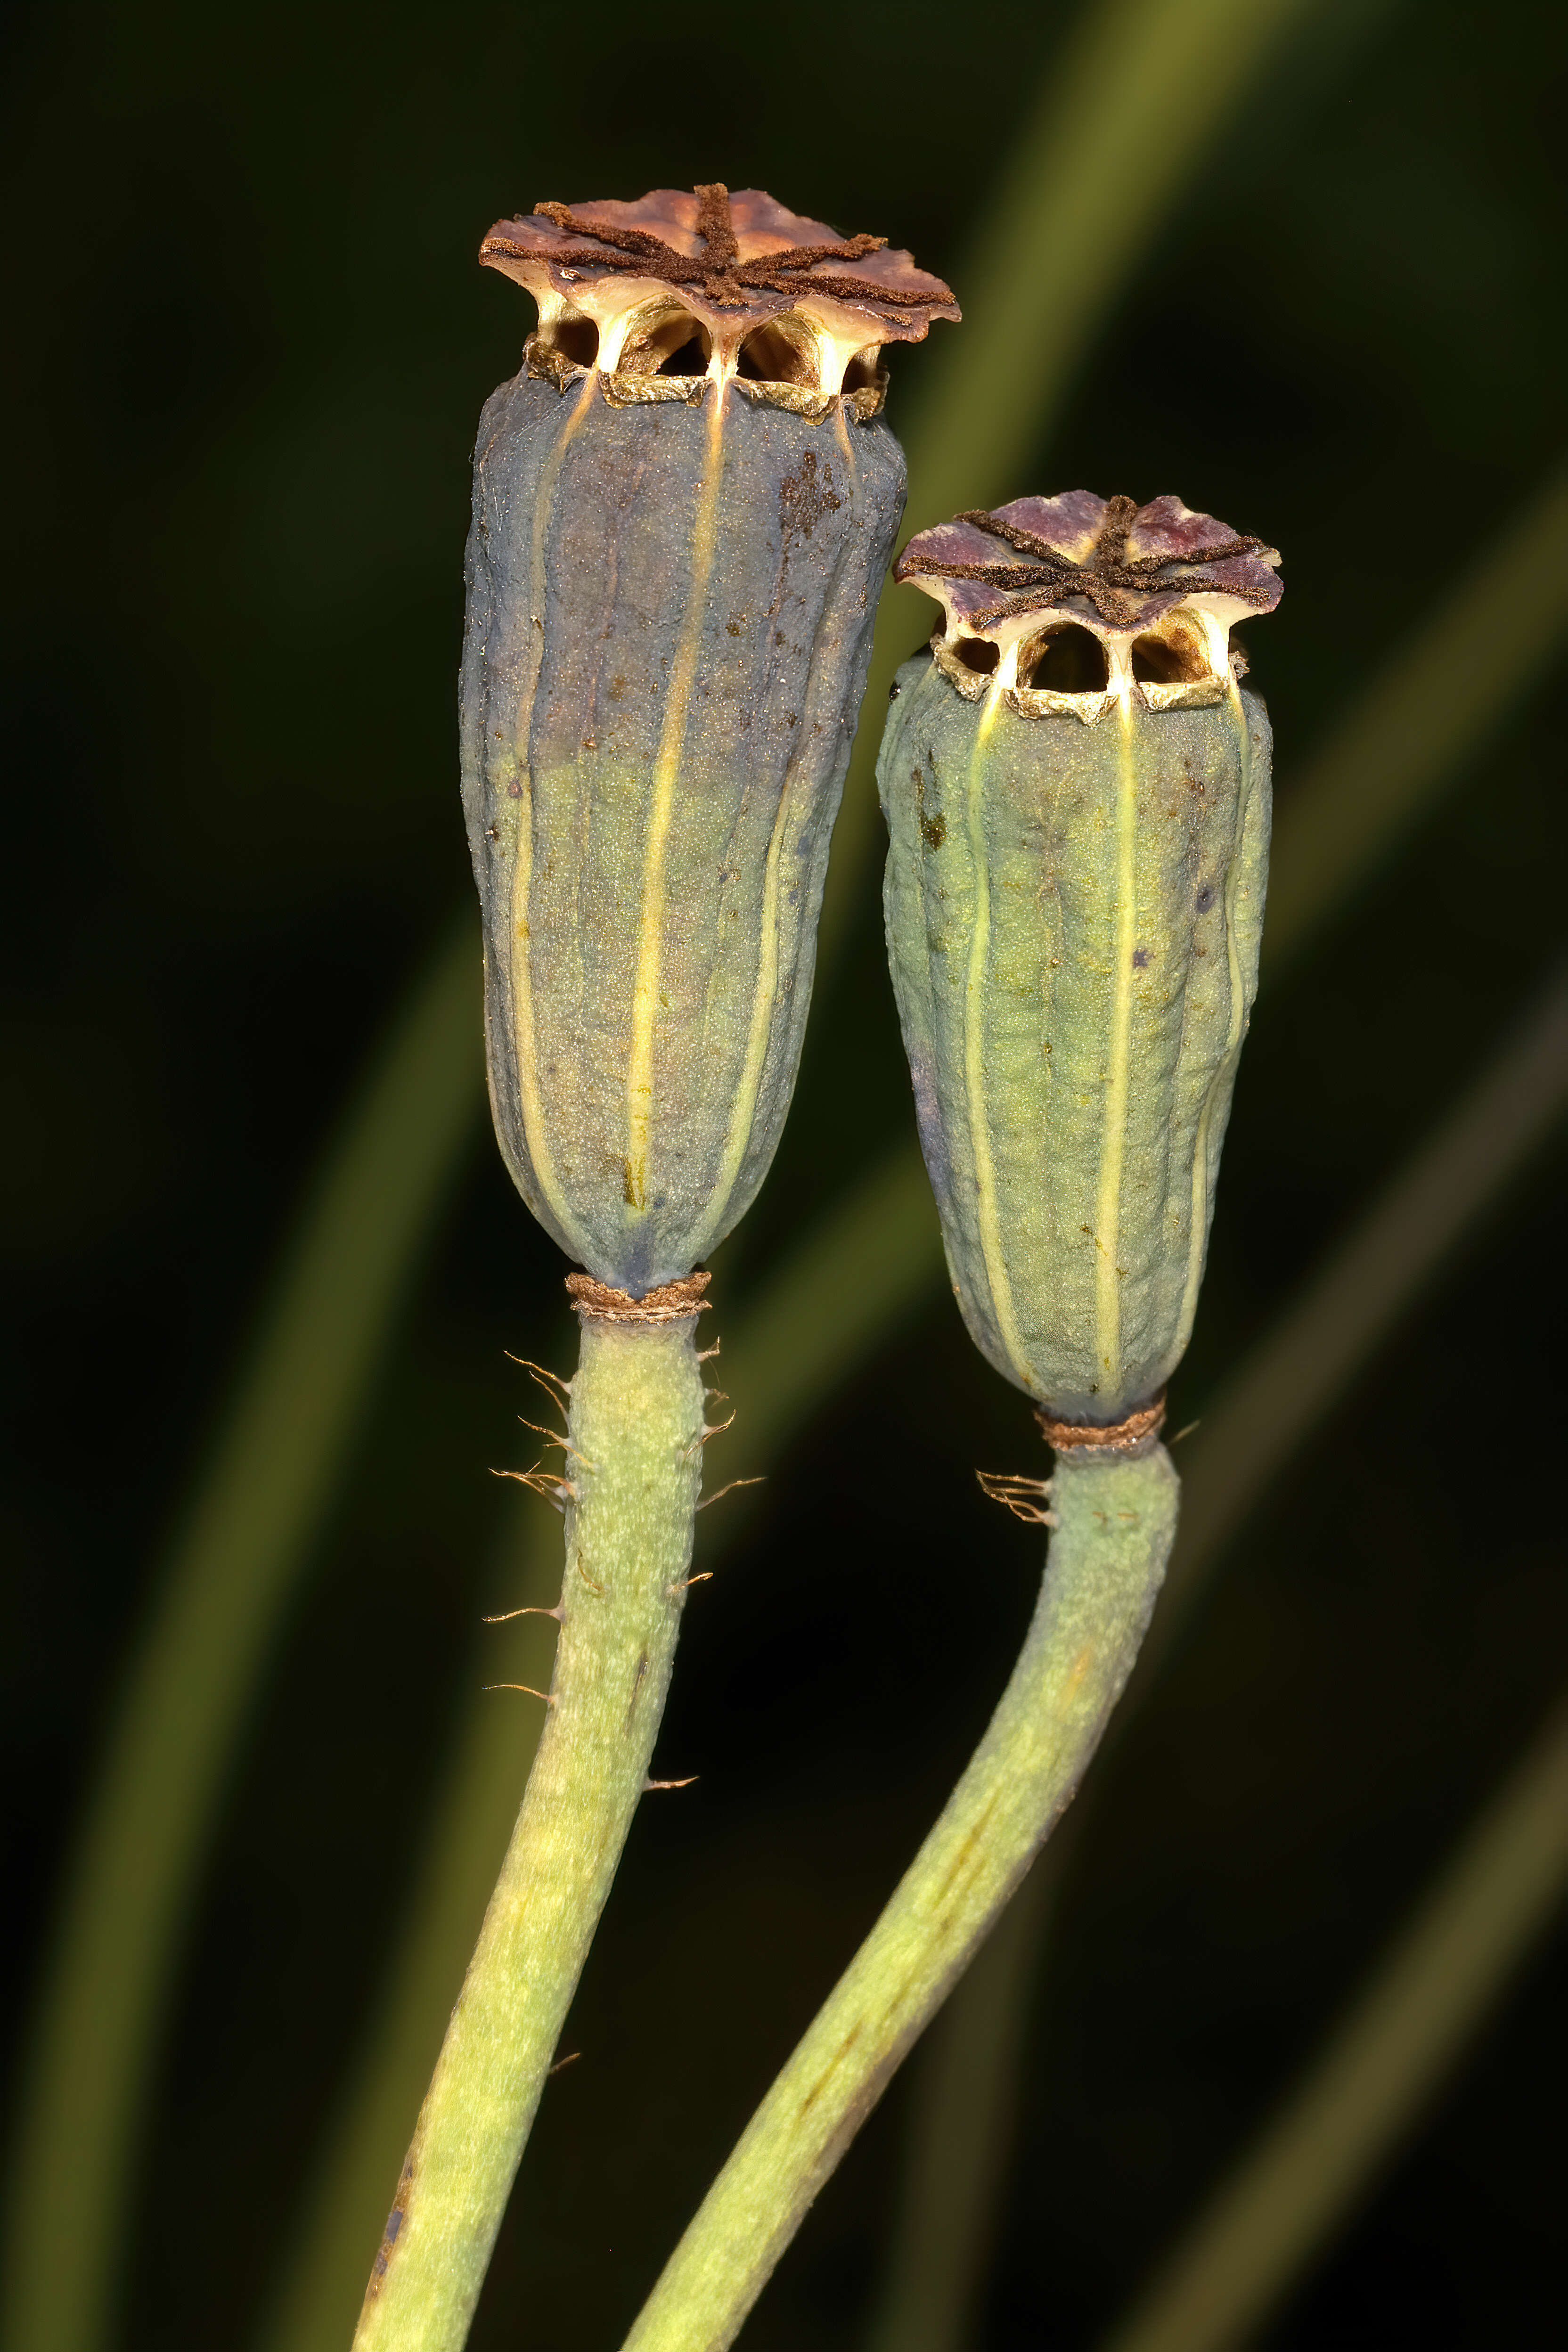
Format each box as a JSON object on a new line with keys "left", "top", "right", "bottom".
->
{"left": 1265, "top": 462, "right": 1568, "bottom": 970}
{"left": 819, "top": 0, "right": 1313, "bottom": 957}
{"left": 2, "top": 925, "right": 484, "bottom": 2352}
{"left": 1099, "top": 1699, "right": 1568, "bottom": 2352}
{"left": 865, "top": 965, "right": 1568, "bottom": 2352}
{"left": 897, "top": 0, "right": 1309, "bottom": 534}
{"left": 719, "top": 1145, "right": 940, "bottom": 1461}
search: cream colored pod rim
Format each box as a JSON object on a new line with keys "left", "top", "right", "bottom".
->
{"left": 480, "top": 181, "right": 960, "bottom": 416}
{"left": 897, "top": 491, "right": 1282, "bottom": 725}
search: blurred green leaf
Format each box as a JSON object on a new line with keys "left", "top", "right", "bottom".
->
{"left": 1, "top": 926, "right": 484, "bottom": 2352}
{"left": 257, "top": 1145, "right": 950, "bottom": 2352}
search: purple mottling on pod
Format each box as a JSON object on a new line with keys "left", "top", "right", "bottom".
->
{"left": 461, "top": 186, "right": 956, "bottom": 1295}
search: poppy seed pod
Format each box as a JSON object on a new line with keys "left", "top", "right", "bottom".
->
{"left": 461, "top": 184, "right": 958, "bottom": 1295}
{"left": 878, "top": 493, "right": 1282, "bottom": 1423}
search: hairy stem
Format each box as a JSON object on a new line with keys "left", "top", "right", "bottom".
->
{"left": 351, "top": 1307, "right": 704, "bottom": 2352}
{"left": 620, "top": 1444, "right": 1180, "bottom": 2352}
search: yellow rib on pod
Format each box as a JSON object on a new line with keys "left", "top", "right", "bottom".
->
{"left": 688, "top": 406, "right": 865, "bottom": 1262}
{"left": 1093, "top": 702, "right": 1140, "bottom": 1391}
{"left": 623, "top": 387, "right": 728, "bottom": 1217}
{"left": 687, "top": 782, "right": 789, "bottom": 1264}
{"left": 1174, "top": 676, "right": 1254, "bottom": 1359}
{"left": 964, "top": 685, "right": 1035, "bottom": 1388}
{"left": 509, "top": 372, "right": 599, "bottom": 1260}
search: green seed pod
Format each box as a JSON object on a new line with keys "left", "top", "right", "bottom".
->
{"left": 462, "top": 184, "right": 957, "bottom": 1295}
{"left": 879, "top": 493, "right": 1282, "bottom": 1423}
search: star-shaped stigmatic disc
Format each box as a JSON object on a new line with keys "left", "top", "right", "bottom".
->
{"left": 897, "top": 492, "right": 1281, "bottom": 719}
{"left": 480, "top": 183, "right": 959, "bottom": 396}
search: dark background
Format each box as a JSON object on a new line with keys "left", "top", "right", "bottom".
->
{"left": 4, "top": 1, "right": 1566, "bottom": 2346}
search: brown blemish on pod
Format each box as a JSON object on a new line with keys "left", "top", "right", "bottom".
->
{"left": 359, "top": 2154, "right": 416, "bottom": 2310}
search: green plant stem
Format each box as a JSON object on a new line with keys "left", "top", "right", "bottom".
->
{"left": 256, "top": 1170, "right": 947, "bottom": 2352}
{"left": 1099, "top": 1699, "right": 1568, "bottom": 2352}
{"left": 861, "top": 964, "right": 1568, "bottom": 2352}
{"left": 619, "top": 1446, "right": 1180, "bottom": 2352}
{"left": 0, "top": 925, "right": 482, "bottom": 2352}
{"left": 351, "top": 1307, "right": 704, "bottom": 2352}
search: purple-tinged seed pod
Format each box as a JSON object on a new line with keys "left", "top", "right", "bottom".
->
{"left": 880, "top": 493, "right": 1281, "bottom": 1423}
{"left": 462, "top": 185, "right": 957, "bottom": 1295}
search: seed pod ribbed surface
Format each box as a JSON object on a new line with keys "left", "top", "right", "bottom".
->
{"left": 462, "top": 367, "right": 904, "bottom": 1292}
{"left": 881, "top": 667, "right": 1270, "bottom": 1418}
{"left": 880, "top": 492, "right": 1282, "bottom": 1421}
